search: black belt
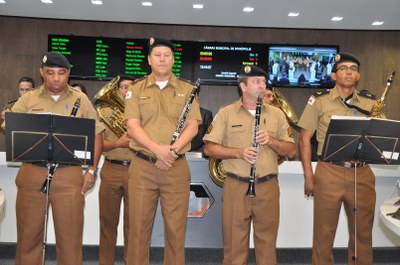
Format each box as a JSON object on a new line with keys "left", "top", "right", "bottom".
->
{"left": 226, "top": 173, "right": 277, "bottom": 183}
{"left": 326, "top": 161, "right": 366, "bottom": 168}
{"left": 135, "top": 151, "right": 185, "bottom": 164}
{"left": 28, "top": 162, "right": 68, "bottom": 168}
{"left": 105, "top": 158, "right": 131, "bottom": 166}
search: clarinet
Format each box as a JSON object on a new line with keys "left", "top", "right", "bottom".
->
{"left": 170, "top": 79, "right": 200, "bottom": 145}
{"left": 246, "top": 94, "right": 263, "bottom": 198}
{"left": 40, "top": 96, "right": 81, "bottom": 194}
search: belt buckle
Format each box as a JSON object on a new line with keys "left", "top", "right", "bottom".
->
{"left": 122, "top": 160, "right": 130, "bottom": 166}
{"left": 344, "top": 162, "right": 352, "bottom": 168}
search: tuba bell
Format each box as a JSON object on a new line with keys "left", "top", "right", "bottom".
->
{"left": 208, "top": 87, "right": 298, "bottom": 187}
{"left": 94, "top": 76, "right": 126, "bottom": 138}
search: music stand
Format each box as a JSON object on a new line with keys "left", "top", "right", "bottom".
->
{"left": 5, "top": 112, "right": 95, "bottom": 165}
{"left": 320, "top": 115, "right": 400, "bottom": 263}
{"left": 5, "top": 112, "right": 95, "bottom": 265}
{"left": 321, "top": 115, "right": 400, "bottom": 164}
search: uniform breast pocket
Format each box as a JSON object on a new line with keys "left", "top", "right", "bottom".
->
{"left": 170, "top": 97, "right": 186, "bottom": 119}
{"left": 227, "top": 125, "right": 246, "bottom": 147}
{"left": 264, "top": 119, "right": 279, "bottom": 138}
{"left": 138, "top": 96, "right": 155, "bottom": 121}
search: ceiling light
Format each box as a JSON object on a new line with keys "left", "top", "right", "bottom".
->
{"left": 91, "top": 0, "right": 103, "bottom": 4}
{"left": 141, "top": 1, "right": 152, "bottom": 6}
{"left": 288, "top": 12, "right": 299, "bottom": 17}
{"left": 331, "top": 16, "right": 343, "bottom": 21}
{"left": 243, "top": 7, "right": 254, "bottom": 12}
{"left": 193, "top": 4, "right": 203, "bottom": 9}
{"left": 372, "top": 21, "right": 384, "bottom": 26}
{"left": 41, "top": 0, "right": 53, "bottom": 3}
{"left": 0, "top": 0, "right": 6, "bottom": 3}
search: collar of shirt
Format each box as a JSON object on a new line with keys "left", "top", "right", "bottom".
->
{"left": 330, "top": 86, "right": 361, "bottom": 104}
{"left": 37, "top": 84, "right": 74, "bottom": 99}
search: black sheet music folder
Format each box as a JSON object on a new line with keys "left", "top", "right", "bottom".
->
{"left": 320, "top": 115, "right": 400, "bottom": 165}
{"left": 5, "top": 112, "right": 95, "bottom": 165}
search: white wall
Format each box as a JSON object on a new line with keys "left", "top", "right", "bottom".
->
{"left": 1, "top": 153, "right": 400, "bottom": 248}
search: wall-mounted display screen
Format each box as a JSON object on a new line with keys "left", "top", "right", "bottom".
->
{"left": 267, "top": 45, "right": 339, "bottom": 88}
{"left": 48, "top": 35, "right": 194, "bottom": 81}
{"left": 194, "top": 42, "right": 268, "bottom": 85}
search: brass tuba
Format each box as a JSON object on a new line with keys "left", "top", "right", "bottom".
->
{"left": 208, "top": 87, "right": 298, "bottom": 187}
{"left": 94, "top": 76, "right": 126, "bottom": 138}
{"left": 369, "top": 71, "right": 395, "bottom": 118}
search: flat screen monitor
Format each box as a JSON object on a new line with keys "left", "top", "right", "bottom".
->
{"left": 48, "top": 35, "right": 195, "bottom": 81}
{"left": 194, "top": 41, "right": 268, "bottom": 85}
{"left": 267, "top": 44, "right": 339, "bottom": 88}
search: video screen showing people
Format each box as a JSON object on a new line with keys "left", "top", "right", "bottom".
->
{"left": 268, "top": 45, "right": 338, "bottom": 88}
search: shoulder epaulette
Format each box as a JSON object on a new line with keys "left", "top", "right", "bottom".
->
{"left": 312, "top": 89, "right": 330, "bottom": 97}
{"left": 7, "top": 98, "right": 18, "bottom": 104}
{"left": 358, "top": 89, "right": 376, "bottom": 100}
{"left": 177, "top": 76, "right": 195, "bottom": 85}
{"left": 133, "top": 76, "right": 147, "bottom": 83}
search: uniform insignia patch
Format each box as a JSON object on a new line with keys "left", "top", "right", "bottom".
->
{"left": 206, "top": 124, "right": 213, "bottom": 134}
{"left": 125, "top": 91, "right": 132, "bottom": 99}
{"left": 308, "top": 96, "right": 316, "bottom": 105}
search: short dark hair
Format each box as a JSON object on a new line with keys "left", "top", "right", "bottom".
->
{"left": 18, "top": 76, "right": 35, "bottom": 87}
{"left": 71, "top": 83, "right": 88, "bottom": 95}
{"left": 117, "top": 74, "right": 135, "bottom": 88}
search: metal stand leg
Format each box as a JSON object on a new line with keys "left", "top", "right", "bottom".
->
{"left": 352, "top": 164, "right": 358, "bottom": 264}
{"left": 41, "top": 163, "right": 58, "bottom": 265}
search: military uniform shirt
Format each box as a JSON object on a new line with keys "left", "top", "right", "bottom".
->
{"left": 10, "top": 84, "right": 105, "bottom": 134}
{"left": 203, "top": 99, "right": 294, "bottom": 177}
{"left": 101, "top": 107, "right": 134, "bottom": 160}
{"left": 124, "top": 74, "right": 202, "bottom": 156}
{"left": 297, "top": 87, "right": 376, "bottom": 155}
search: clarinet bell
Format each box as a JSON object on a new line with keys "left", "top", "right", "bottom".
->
{"left": 246, "top": 181, "right": 256, "bottom": 197}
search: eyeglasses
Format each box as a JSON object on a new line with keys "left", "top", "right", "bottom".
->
{"left": 337, "top": 65, "right": 359, "bottom": 73}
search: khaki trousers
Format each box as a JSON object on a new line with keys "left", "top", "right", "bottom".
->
{"left": 15, "top": 163, "right": 84, "bottom": 265}
{"left": 126, "top": 157, "right": 190, "bottom": 265}
{"left": 99, "top": 160, "right": 130, "bottom": 265}
{"left": 312, "top": 162, "right": 376, "bottom": 265}
{"left": 222, "top": 176, "right": 280, "bottom": 265}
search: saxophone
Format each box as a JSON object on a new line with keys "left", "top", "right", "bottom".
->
{"left": 369, "top": 71, "right": 396, "bottom": 118}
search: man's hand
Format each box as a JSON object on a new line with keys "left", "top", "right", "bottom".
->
{"left": 241, "top": 146, "right": 258, "bottom": 164}
{"left": 81, "top": 171, "right": 96, "bottom": 194}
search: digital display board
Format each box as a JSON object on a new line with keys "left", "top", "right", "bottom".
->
{"left": 194, "top": 42, "right": 268, "bottom": 85}
{"left": 48, "top": 35, "right": 194, "bottom": 81}
{"left": 267, "top": 44, "right": 339, "bottom": 88}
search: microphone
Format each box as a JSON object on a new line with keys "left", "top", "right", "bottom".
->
{"left": 70, "top": 96, "right": 81, "bottom": 116}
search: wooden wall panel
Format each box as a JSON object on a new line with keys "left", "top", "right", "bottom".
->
{"left": 0, "top": 16, "right": 399, "bottom": 152}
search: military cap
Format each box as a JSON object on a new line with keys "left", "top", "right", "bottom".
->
{"left": 332, "top": 53, "right": 360, "bottom": 72}
{"left": 41, "top": 52, "right": 71, "bottom": 69}
{"left": 148, "top": 37, "right": 176, "bottom": 53}
{"left": 239, "top": 65, "right": 267, "bottom": 78}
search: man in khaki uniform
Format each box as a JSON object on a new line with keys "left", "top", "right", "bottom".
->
{"left": 203, "top": 65, "right": 295, "bottom": 265}
{"left": 99, "top": 74, "right": 135, "bottom": 265}
{"left": 1, "top": 76, "right": 35, "bottom": 121}
{"left": 298, "top": 53, "right": 377, "bottom": 265}
{"left": 124, "top": 37, "right": 201, "bottom": 265}
{"left": 8, "top": 52, "right": 104, "bottom": 265}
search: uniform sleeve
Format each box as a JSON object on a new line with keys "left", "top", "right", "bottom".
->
{"left": 297, "top": 96, "right": 319, "bottom": 132}
{"left": 276, "top": 110, "right": 295, "bottom": 143}
{"left": 124, "top": 86, "right": 140, "bottom": 121}
{"left": 202, "top": 108, "right": 226, "bottom": 145}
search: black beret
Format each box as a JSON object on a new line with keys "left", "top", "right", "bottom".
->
{"left": 332, "top": 53, "right": 360, "bottom": 73}
{"left": 41, "top": 52, "right": 71, "bottom": 69}
{"left": 118, "top": 74, "right": 135, "bottom": 82}
{"left": 148, "top": 37, "right": 176, "bottom": 53}
{"left": 239, "top": 65, "right": 267, "bottom": 78}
